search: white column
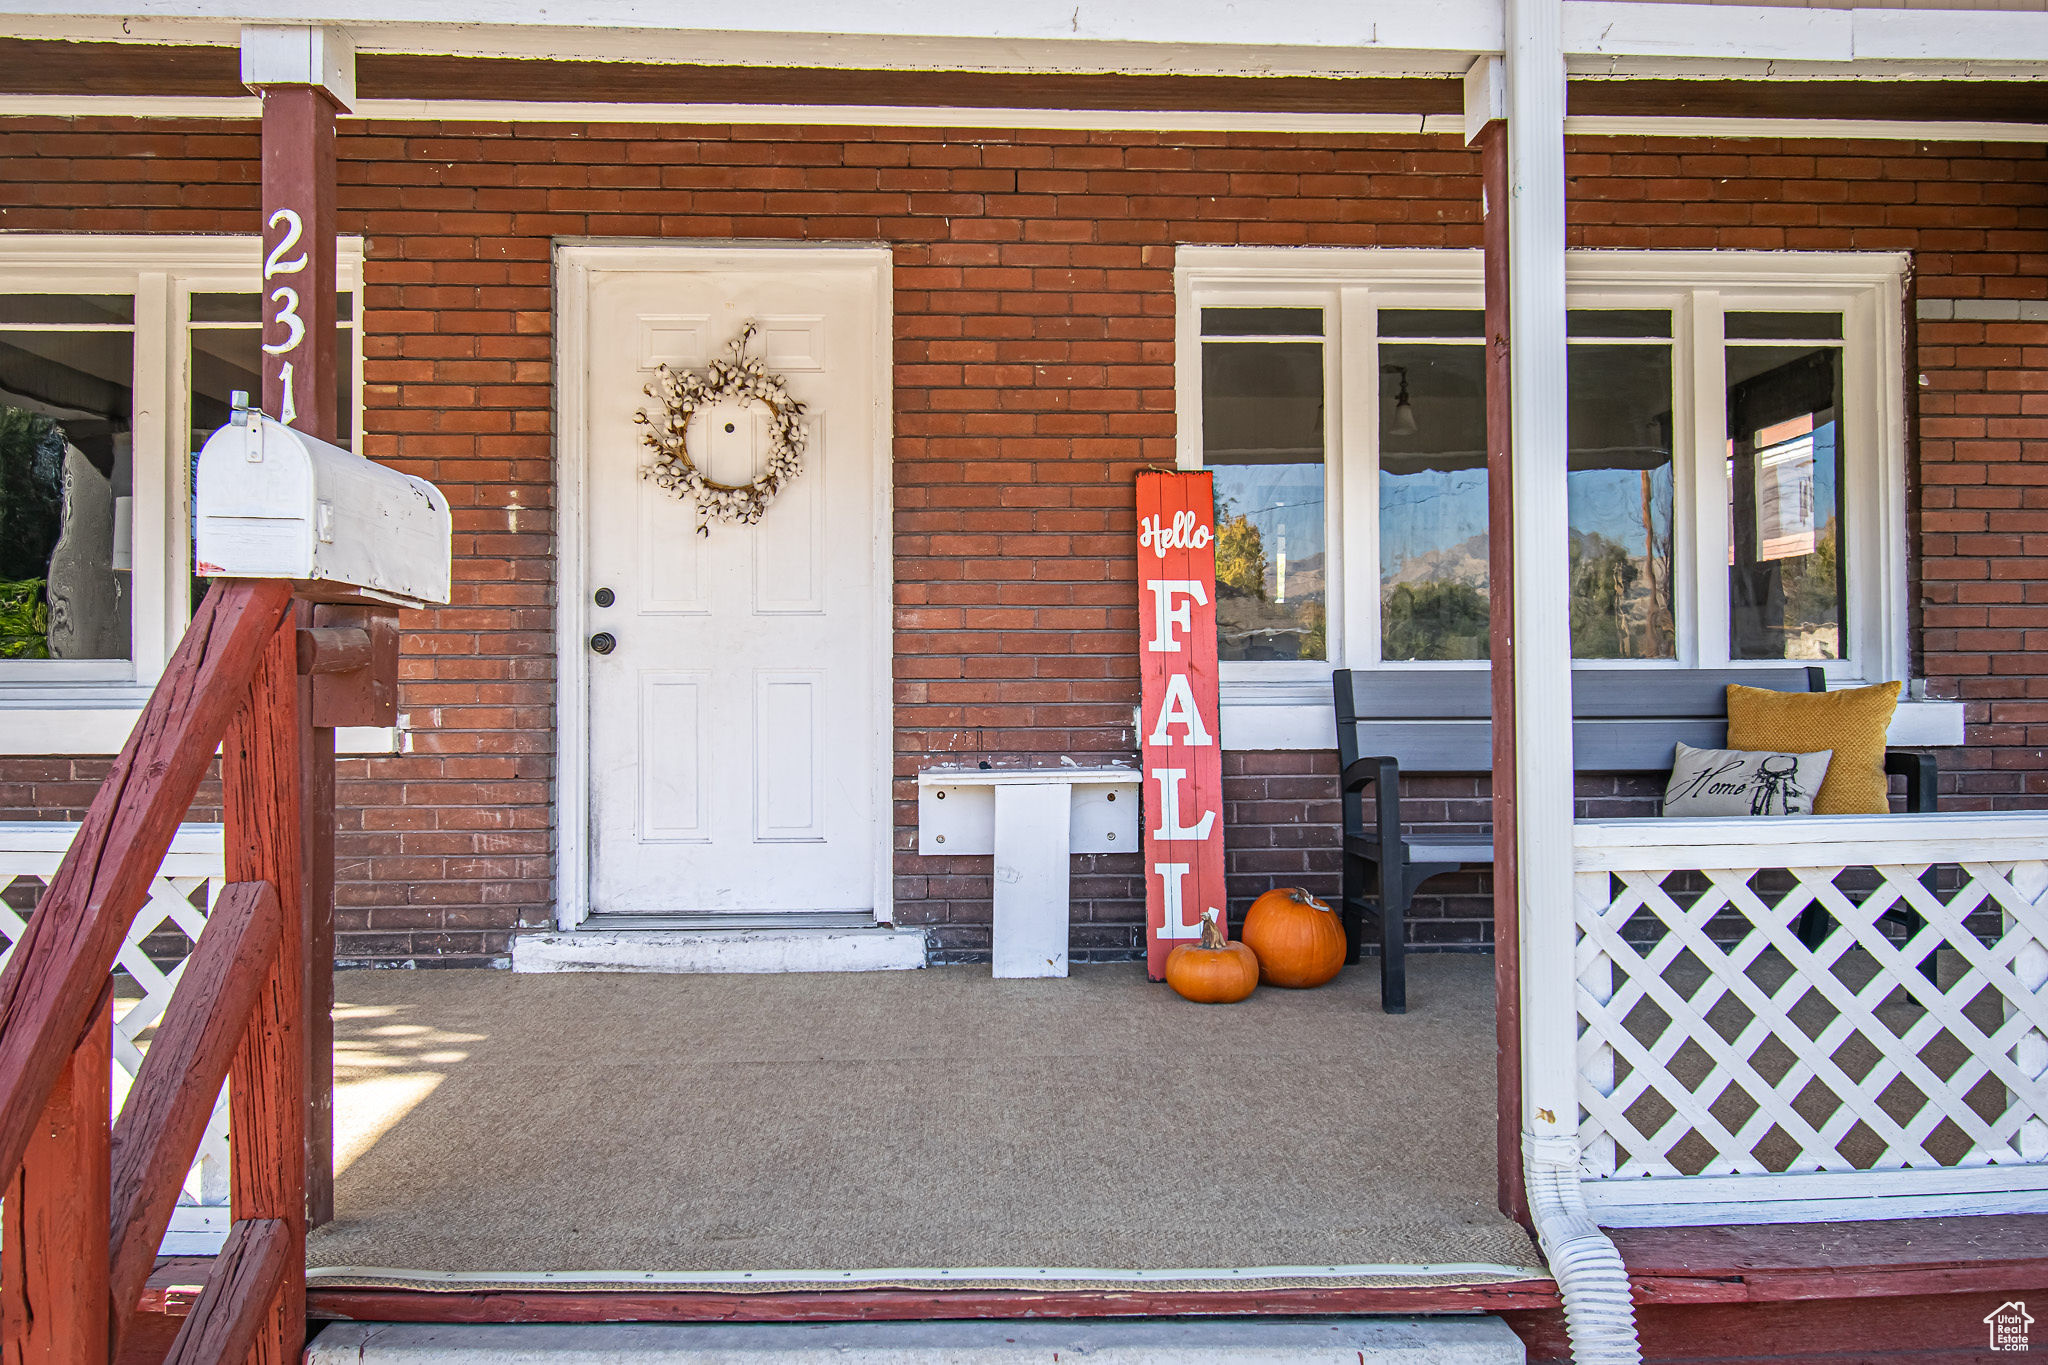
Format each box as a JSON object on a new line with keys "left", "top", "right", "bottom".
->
{"left": 1506, "top": 0, "right": 1579, "bottom": 1168}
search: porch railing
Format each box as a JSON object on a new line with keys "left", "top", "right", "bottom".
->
{"left": 1571, "top": 813, "right": 2048, "bottom": 1227}
{"left": 0, "top": 579, "right": 310, "bottom": 1363}
{"left": 0, "top": 820, "right": 231, "bottom": 1252}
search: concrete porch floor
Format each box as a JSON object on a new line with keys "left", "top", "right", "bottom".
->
{"left": 306, "top": 955, "right": 1543, "bottom": 1293}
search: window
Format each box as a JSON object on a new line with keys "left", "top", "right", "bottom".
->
{"left": 0, "top": 238, "right": 364, "bottom": 740}
{"left": 1178, "top": 250, "right": 1907, "bottom": 691}
{"left": 1200, "top": 307, "right": 1330, "bottom": 663}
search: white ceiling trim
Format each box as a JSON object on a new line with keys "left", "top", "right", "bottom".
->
{"left": 0, "top": 95, "right": 2038, "bottom": 144}
{"left": 0, "top": 3, "right": 2046, "bottom": 78}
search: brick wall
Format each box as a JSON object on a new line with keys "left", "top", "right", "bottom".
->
{"left": 0, "top": 120, "right": 2041, "bottom": 963}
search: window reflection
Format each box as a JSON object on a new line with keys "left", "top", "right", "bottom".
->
{"left": 1567, "top": 338, "right": 1676, "bottom": 660}
{"left": 1379, "top": 341, "right": 1489, "bottom": 661}
{"left": 1373, "top": 313, "right": 1675, "bottom": 663}
{"left": 1729, "top": 342, "right": 1844, "bottom": 660}
{"left": 1202, "top": 328, "right": 1327, "bottom": 662}
{"left": 0, "top": 319, "right": 135, "bottom": 661}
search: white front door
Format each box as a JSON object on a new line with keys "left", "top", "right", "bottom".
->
{"left": 570, "top": 248, "right": 887, "bottom": 918}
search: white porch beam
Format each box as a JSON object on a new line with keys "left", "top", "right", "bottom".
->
{"left": 2, "top": 2, "right": 2047, "bottom": 79}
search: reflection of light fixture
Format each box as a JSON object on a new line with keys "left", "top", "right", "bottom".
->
{"left": 1388, "top": 366, "right": 1418, "bottom": 436}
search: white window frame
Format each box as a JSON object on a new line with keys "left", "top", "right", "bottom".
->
{"left": 1177, "top": 246, "right": 1954, "bottom": 749}
{"left": 0, "top": 235, "right": 369, "bottom": 753}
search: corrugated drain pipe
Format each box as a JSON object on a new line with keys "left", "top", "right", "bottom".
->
{"left": 1525, "top": 1151, "right": 1641, "bottom": 1364}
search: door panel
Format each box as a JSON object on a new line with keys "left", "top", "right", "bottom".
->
{"left": 581, "top": 258, "right": 879, "bottom": 915}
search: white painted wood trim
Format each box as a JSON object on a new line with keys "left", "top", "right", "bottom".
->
{"left": 160, "top": 1205, "right": 230, "bottom": 1256}
{"left": 0, "top": 706, "right": 401, "bottom": 755}
{"left": 0, "top": 819, "right": 222, "bottom": 862}
{"left": 552, "top": 247, "right": 591, "bottom": 929}
{"left": 0, "top": 95, "right": 2038, "bottom": 144}
{"left": 1573, "top": 809, "right": 2048, "bottom": 869}
{"left": 512, "top": 926, "right": 927, "bottom": 974}
{"left": 863, "top": 250, "right": 896, "bottom": 932}
{"left": 917, "top": 765, "right": 1140, "bottom": 787}
{"left": 550, "top": 241, "right": 894, "bottom": 934}
{"left": 6, "top": 1, "right": 2048, "bottom": 74}
{"left": 1585, "top": 1165, "right": 2048, "bottom": 1227}
{"left": 1565, "top": 116, "right": 2048, "bottom": 144}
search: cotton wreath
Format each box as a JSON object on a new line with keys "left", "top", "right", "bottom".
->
{"left": 636, "top": 321, "right": 808, "bottom": 531}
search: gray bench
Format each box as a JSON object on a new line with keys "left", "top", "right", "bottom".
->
{"left": 1334, "top": 667, "right": 1938, "bottom": 1014}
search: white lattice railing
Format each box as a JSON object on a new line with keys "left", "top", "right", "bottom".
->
{"left": 0, "top": 821, "right": 230, "bottom": 1252}
{"left": 1570, "top": 813, "right": 2048, "bottom": 1227}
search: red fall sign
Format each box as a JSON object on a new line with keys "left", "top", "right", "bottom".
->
{"left": 1136, "top": 470, "right": 1226, "bottom": 981}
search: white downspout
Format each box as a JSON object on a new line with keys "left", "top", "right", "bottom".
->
{"left": 1502, "top": 0, "right": 1643, "bottom": 1360}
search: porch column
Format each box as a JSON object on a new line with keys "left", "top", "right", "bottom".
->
{"left": 1466, "top": 55, "right": 1526, "bottom": 1227}
{"left": 241, "top": 22, "right": 353, "bottom": 1231}
{"left": 1502, "top": 4, "right": 1642, "bottom": 1361}
{"left": 1501, "top": 0, "right": 1576, "bottom": 1185}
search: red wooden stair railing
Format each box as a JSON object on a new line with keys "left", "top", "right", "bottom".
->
{"left": 0, "top": 578, "right": 313, "bottom": 1364}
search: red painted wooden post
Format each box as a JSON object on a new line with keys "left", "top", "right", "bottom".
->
{"left": 222, "top": 617, "right": 308, "bottom": 1365}
{"left": 0, "top": 996, "right": 110, "bottom": 1365}
{"left": 107, "top": 881, "right": 284, "bottom": 1355}
{"left": 258, "top": 75, "right": 342, "bottom": 1230}
{"left": 1480, "top": 119, "right": 1529, "bottom": 1227}
{"left": 1136, "top": 471, "right": 1226, "bottom": 981}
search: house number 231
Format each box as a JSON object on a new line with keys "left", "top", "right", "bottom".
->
{"left": 262, "top": 207, "right": 308, "bottom": 426}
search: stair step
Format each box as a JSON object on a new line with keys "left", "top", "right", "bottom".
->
{"left": 307, "top": 1317, "right": 1524, "bottom": 1363}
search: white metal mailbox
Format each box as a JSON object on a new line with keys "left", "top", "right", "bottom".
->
{"left": 195, "top": 399, "right": 452, "bottom": 608}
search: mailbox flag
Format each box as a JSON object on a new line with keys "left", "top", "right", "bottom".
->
{"left": 1136, "top": 471, "right": 1227, "bottom": 980}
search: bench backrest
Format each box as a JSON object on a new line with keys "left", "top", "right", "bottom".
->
{"left": 1333, "top": 666, "right": 1825, "bottom": 774}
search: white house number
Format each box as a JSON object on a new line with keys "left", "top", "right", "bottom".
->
{"left": 262, "top": 207, "right": 309, "bottom": 426}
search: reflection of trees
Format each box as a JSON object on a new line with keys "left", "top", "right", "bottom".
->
{"left": 1300, "top": 601, "right": 1326, "bottom": 660}
{"left": 1571, "top": 535, "right": 1637, "bottom": 659}
{"left": 0, "top": 408, "right": 64, "bottom": 581}
{"left": 1383, "top": 580, "right": 1489, "bottom": 661}
{"left": 0, "top": 408, "right": 63, "bottom": 659}
{"left": 1781, "top": 522, "right": 1839, "bottom": 635}
{"left": 1569, "top": 530, "right": 1676, "bottom": 659}
{"left": 1214, "top": 508, "right": 1267, "bottom": 599}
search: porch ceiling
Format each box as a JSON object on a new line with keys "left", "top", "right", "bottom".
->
{"left": 305, "top": 957, "right": 1542, "bottom": 1292}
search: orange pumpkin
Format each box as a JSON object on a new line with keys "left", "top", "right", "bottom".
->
{"left": 1240, "top": 887, "right": 1345, "bottom": 988}
{"left": 1164, "top": 911, "right": 1260, "bottom": 1004}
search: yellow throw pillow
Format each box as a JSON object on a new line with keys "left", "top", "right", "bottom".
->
{"left": 1725, "top": 681, "right": 1901, "bottom": 815}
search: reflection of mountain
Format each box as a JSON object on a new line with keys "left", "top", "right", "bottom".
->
{"left": 1276, "top": 550, "right": 1325, "bottom": 603}
{"left": 1386, "top": 531, "right": 1487, "bottom": 589}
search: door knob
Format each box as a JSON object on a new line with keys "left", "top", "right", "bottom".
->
{"left": 589, "top": 632, "right": 616, "bottom": 655}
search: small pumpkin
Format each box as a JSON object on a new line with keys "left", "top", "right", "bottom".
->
{"left": 1241, "top": 886, "right": 1346, "bottom": 988}
{"left": 1164, "top": 911, "right": 1260, "bottom": 1004}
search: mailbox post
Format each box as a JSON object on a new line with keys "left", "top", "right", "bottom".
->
{"left": 238, "top": 21, "right": 358, "bottom": 1235}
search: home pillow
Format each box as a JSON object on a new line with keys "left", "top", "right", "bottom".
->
{"left": 1724, "top": 680, "right": 1902, "bottom": 815}
{"left": 1663, "top": 742, "right": 1833, "bottom": 817}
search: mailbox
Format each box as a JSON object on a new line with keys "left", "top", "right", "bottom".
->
{"left": 195, "top": 397, "right": 451, "bottom": 608}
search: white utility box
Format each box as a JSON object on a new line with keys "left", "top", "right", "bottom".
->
{"left": 195, "top": 400, "right": 451, "bottom": 609}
